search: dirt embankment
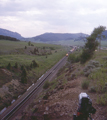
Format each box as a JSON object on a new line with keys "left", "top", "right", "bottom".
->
{"left": 15, "top": 63, "right": 107, "bottom": 120}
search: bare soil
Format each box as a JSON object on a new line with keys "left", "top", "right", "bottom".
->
{"left": 15, "top": 76, "right": 107, "bottom": 120}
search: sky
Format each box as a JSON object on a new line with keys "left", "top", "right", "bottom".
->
{"left": 0, "top": 0, "right": 107, "bottom": 37}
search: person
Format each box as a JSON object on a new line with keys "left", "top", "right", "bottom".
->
{"left": 73, "top": 93, "right": 96, "bottom": 120}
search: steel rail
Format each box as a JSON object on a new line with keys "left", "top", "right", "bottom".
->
{"left": 1, "top": 56, "right": 67, "bottom": 120}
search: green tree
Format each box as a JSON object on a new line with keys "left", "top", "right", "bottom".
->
{"left": 30, "top": 63, "right": 33, "bottom": 68}
{"left": 81, "top": 26, "right": 106, "bottom": 63}
{"left": 21, "top": 67, "right": 27, "bottom": 84}
{"left": 21, "top": 65, "right": 24, "bottom": 70}
{"left": 92, "top": 26, "right": 106, "bottom": 50}
{"left": 32, "top": 60, "right": 39, "bottom": 68}
{"left": 7, "top": 63, "right": 11, "bottom": 70}
{"left": 28, "top": 41, "right": 31, "bottom": 46}
{"left": 25, "top": 46, "right": 27, "bottom": 49}
{"left": 14, "top": 62, "right": 18, "bottom": 69}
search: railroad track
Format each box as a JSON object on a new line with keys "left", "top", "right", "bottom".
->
{"left": 1, "top": 56, "right": 68, "bottom": 120}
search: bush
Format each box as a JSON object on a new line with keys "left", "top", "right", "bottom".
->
{"left": 21, "top": 65, "right": 24, "bottom": 70}
{"left": 97, "top": 94, "right": 107, "bottom": 105}
{"left": 68, "top": 54, "right": 75, "bottom": 63}
{"left": 25, "top": 46, "right": 27, "bottom": 49}
{"left": 68, "top": 53, "right": 80, "bottom": 63}
{"left": 81, "top": 80, "right": 89, "bottom": 89}
{"left": 43, "top": 81, "right": 50, "bottom": 89}
{"left": 21, "top": 68, "right": 27, "bottom": 84}
{"left": 89, "top": 86, "right": 96, "bottom": 93}
{"left": 7, "top": 63, "right": 11, "bottom": 70}
{"left": 14, "top": 62, "right": 18, "bottom": 69}
{"left": 21, "top": 76, "right": 27, "bottom": 84}
{"left": 83, "top": 60, "right": 101, "bottom": 77}
{"left": 32, "top": 60, "right": 39, "bottom": 68}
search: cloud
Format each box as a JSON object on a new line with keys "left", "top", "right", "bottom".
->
{"left": 0, "top": 0, "right": 107, "bottom": 37}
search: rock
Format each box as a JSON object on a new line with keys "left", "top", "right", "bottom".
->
{"left": 45, "top": 106, "right": 49, "bottom": 111}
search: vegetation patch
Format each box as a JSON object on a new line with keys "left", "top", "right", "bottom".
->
{"left": 97, "top": 94, "right": 107, "bottom": 105}
{"left": 83, "top": 60, "right": 101, "bottom": 77}
{"left": 81, "top": 79, "right": 90, "bottom": 89}
{"left": 43, "top": 81, "right": 50, "bottom": 89}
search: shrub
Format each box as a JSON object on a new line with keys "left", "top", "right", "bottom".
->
{"left": 43, "top": 93, "right": 49, "bottom": 100}
{"left": 21, "top": 68, "right": 27, "bottom": 84}
{"left": 97, "top": 94, "right": 107, "bottom": 105}
{"left": 83, "top": 60, "right": 101, "bottom": 77}
{"left": 30, "top": 63, "right": 33, "bottom": 68}
{"left": 43, "top": 81, "right": 50, "bottom": 89}
{"left": 32, "top": 60, "right": 39, "bottom": 68}
{"left": 21, "top": 76, "right": 27, "bottom": 84}
{"left": 25, "top": 46, "right": 27, "bottom": 49}
{"left": 89, "top": 86, "right": 96, "bottom": 93}
{"left": 28, "top": 41, "right": 31, "bottom": 46}
{"left": 14, "top": 62, "right": 18, "bottom": 69}
{"left": 68, "top": 53, "right": 80, "bottom": 63}
{"left": 31, "top": 44, "right": 34, "bottom": 46}
{"left": 81, "top": 80, "right": 89, "bottom": 89}
{"left": 21, "top": 65, "right": 24, "bottom": 70}
{"left": 7, "top": 63, "right": 11, "bottom": 70}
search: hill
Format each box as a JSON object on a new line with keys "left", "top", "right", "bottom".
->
{"left": 32, "top": 32, "right": 89, "bottom": 42}
{"left": 1, "top": 27, "right": 107, "bottom": 45}
{"left": 0, "top": 28, "right": 89, "bottom": 43}
{"left": 0, "top": 28, "right": 23, "bottom": 40}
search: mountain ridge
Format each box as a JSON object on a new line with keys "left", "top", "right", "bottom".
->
{"left": 32, "top": 32, "right": 89, "bottom": 42}
{"left": 1, "top": 28, "right": 107, "bottom": 43}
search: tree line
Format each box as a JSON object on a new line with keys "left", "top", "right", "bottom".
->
{"left": 0, "top": 35, "right": 20, "bottom": 41}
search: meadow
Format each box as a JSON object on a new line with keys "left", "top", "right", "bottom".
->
{"left": 0, "top": 40, "right": 68, "bottom": 84}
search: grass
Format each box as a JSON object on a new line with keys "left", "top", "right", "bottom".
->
{"left": 96, "top": 94, "right": 107, "bottom": 105}
{"left": 0, "top": 40, "right": 67, "bottom": 81}
{"left": 40, "top": 40, "right": 107, "bottom": 47}
{"left": 87, "top": 49, "right": 107, "bottom": 105}
{"left": 88, "top": 68, "right": 107, "bottom": 93}
{"left": 0, "top": 40, "right": 67, "bottom": 86}
{"left": 0, "top": 40, "right": 67, "bottom": 67}
{"left": 81, "top": 79, "right": 90, "bottom": 89}
{"left": 0, "top": 40, "right": 65, "bottom": 55}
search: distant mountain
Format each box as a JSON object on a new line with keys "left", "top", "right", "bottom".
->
{"left": 32, "top": 33, "right": 89, "bottom": 42}
{"left": 0, "top": 28, "right": 23, "bottom": 40}
{"left": 1, "top": 28, "right": 107, "bottom": 43}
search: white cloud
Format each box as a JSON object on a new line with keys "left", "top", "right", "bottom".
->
{"left": 0, "top": 0, "right": 107, "bottom": 37}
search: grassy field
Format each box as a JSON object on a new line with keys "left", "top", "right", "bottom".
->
{"left": 0, "top": 40, "right": 63, "bottom": 53}
{"left": 56, "top": 39, "right": 107, "bottom": 47}
{"left": 0, "top": 40, "right": 67, "bottom": 70}
{"left": 0, "top": 40, "right": 68, "bottom": 81}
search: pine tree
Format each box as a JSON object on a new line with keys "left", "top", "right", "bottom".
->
{"left": 7, "top": 63, "right": 11, "bottom": 70}
{"left": 21, "top": 67, "right": 27, "bottom": 84}
{"left": 14, "top": 62, "right": 18, "bottom": 69}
